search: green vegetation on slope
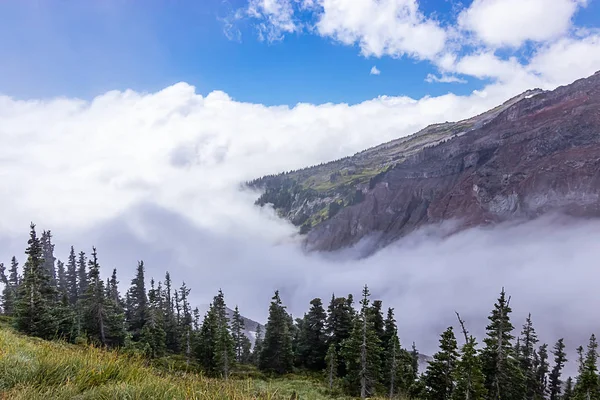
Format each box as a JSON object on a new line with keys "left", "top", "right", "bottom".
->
{"left": 0, "top": 319, "right": 353, "bottom": 400}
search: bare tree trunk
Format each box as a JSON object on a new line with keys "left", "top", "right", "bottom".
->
{"left": 456, "top": 312, "right": 471, "bottom": 400}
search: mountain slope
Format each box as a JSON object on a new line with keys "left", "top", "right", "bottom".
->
{"left": 249, "top": 72, "right": 600, "bottom": 252}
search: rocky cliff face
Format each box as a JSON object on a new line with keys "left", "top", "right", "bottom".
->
{"left": 250, "top": 72, "right": 600, "bottom": 252}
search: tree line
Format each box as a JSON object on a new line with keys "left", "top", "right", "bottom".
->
{"left": 0, "top": 223, "right": 598, "bottom": 400}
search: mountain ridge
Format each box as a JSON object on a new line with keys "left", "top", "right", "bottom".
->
{"left": 249, "top": 71, "right": 600, "bottom": 252}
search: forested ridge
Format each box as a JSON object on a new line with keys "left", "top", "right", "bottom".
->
{"left": 0, "top": 223, "right": 597, "bottom": 400}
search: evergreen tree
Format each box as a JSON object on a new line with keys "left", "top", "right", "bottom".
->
{"left": 574, "top": 334, "right": 600, "bottom": 400}
{"left": 327, "top": 293, "right": 355, "bottom": 377}
{"left": 197, "top": 304, "right": 218, "bottom": 372}
{"left": 212, "top": 289, "right": 235, "bottom": 379}
{"left": 77, "top": 251, "right": 88, "bottom": 297}
{"left": 231, "top": 305, "right": 249, "bottom": 363}
{"left": 326, "top": 343, "right": 338, "bottom": 390}
{"left": 40, "top": 230, "right": 57, "bottom": 287}
{"left": 240, "top": 335, "right": 252, "bottom": 364}
{"left": 56, "top": 260, "right": 67, "bottom": 299}
{"left": 341, "top": 285, "right": 383, "bottom": 398}
{"left": 65, "top": 246, "right": 78, "bottom": 304}
{"left": 519, "top": 313, "right": 539, "bottom": 400}
{"left": 162, "top": 272, "right": 180, "bottom": 353}
{"left": 297, "top": 298, "right": 328, "bottom": 371}
{"left": 139, "top": 278, "right": 166, "bottom": 358}
{"left": 178, "top": 283, "right": 193, "bottom": 363}
{"left": 548, "top": 338, "right": 567, "bottom": 400}
{"left": 564, "top": 377, "right": 574, "bottom": 400}
{"left": 480, "top": 289, "right": 525, "bottom": 400}
{"left": 452, "top": 313, "right": 487, "bottom": 400}
{"left": 14, "top": 224, "right": 58, "bottom": 339}
{"left": 126, "top": 261, "right": 149, "bottom": 340}
{"left": 534, "top": 343, "right": 549, "bottom": 399}
{"left": 0, "top": 257, "right": 20, "bottom": 316}
{"left": 259, "top": 290, "right": 294, "bottom": 375}
{"left": 82, "top": 247, "right": 125, "bottom": 347}
{"left": 251, "top": 324, "right": 263, "bottom": 366}
{"left": 424, "top": 326, "right": 459, "bottom": 400}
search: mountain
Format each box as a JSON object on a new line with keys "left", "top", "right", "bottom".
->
{"left": 249, "top": 71, "right": 600, "bottom": 252}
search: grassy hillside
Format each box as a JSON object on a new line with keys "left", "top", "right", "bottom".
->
{"left": 0, "top": 318, "right": 354, "bottom": 400}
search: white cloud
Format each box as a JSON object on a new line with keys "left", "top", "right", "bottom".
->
{"left": 425, "top": 73, "right": 466, "bottom": 84}
{"left": 458, "top": 0, "right": 588, "bottom": 47}
{"left": 370, "top": 65, "right": 381, "bottom": 75}
{"left": 314, "top": 0, "right": 447, "bottom": 60}
{"left": 247, "top": 0, "right": 299, "bottom": 42}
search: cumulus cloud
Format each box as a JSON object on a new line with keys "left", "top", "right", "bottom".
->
{"left": 313, "top": 0, "right": 447, "bottom": 60}
{"left": 425, "top": 73, "right": 466, "bottom": 84}
{"left": 458, "top": 0, "right": 587, "bottom": 48}
{"left": 247, "top": 0, "right": 300, "bottom": 42}
{"left": 370, "top": 65, "right": 381, "bottom": 75}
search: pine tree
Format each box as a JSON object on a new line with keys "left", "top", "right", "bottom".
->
{"left": 126, "top": 261, "right": 149, "bottom": 340}
{"left": 81, "top": 247, "right": 125, "bottom": 347}
{"left": 424, "top": 327, "right": 459, "bottom": 400}
{"left": 56, "top": 260, "right": 67, "bottom": 299}
{"left": 0, "top": 257, "right": 20, "bottom": 316}
{"left": 548, "top": 338, "right": 567, "bottom": 400}
{"left": 212, "top": 289, "right": 235, "bottom": 379}
{"left": 40, "top": 230, "right": 57, "bottom": 287}
{"left": 14, "top": 224, "right": 58, "bottom": 339}
{"left": 534, "top": 343, "right": 549, "bottom": 399}
{"left": 231, "top": 305, "right": 248, "bottom": 363}
{"left": 326, "top": 343, "right": 338, "bottom": 390}
{"left": 251, "top": 324, "right": 263, "bottom": 366}
{"left": 162, "top": 272, "right": 180, "bottom": 353}
{"left": 327, "top": 293, "right": 355, "bottom": 377}
{"left": 297, "top": 297, "right": 328, "bottom": 371}
{"left": 574, "top": 334, "right": 600, "bottom": 400}
{"left": 197, "top": 304, "right": 218, "bottom": 372}
{"left": 564, "top": 377, "right": 574, "bottom": 400}
{"left": 452, "top": 313, "right": 487, "bottom": 400}
{"left": 259, "top": 290, "right": 294, "bottom": 375}
{"left": 77, "top": 251, "right": 88, "bottom": 297}
{"left": 341, "top": 285, "right": 383, "bottom": 398}
{"left": 519, "top": 313, "right": 539, "bottom": 400}
{"left": 480, "top": 288, "right": 525, "bottom": 400}
{"left": 139, "top": 278, "right": 166, "bottom": 358}
{"left": 65, "top": 246, "right": 78, "bottom": 304}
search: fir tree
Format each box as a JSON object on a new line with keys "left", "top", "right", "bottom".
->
{"left": 126, "top": 261, "right": 149, "bottom": 340}
{"left": 519, "top": 313, "right": 539, "bottom": 400}
{"left": 480, "top": 288, "right": 525, "bottom": 400}
{"left": 259, "top": 290, "right": 294, "bottom": 375}
{"left": 341, "top": 285, "right": 383, "bottom": 398}
{"left": 231, "top": 305, "right": 248, "bottom": 363}
{"left": 297, "top": 297, "right": 328, "bottom": 371}
{"left": 14, "top": 224, "right": 58, "bottom": 339}
{"left": 548, "top": 338, "right": 567, "bottom": 400}
{"left": 251, "top": 324, "right": 263, "bottom": 366}
{"left": 574, "top": 334, "right": 600, "bottom": 400}
{"left": 65, "top": 246, "right": 78, "bottom": 304}
{"left": 139, "top": 278, "right": 166, "bottom": 358}
{"left": 40, "top": 230, "right": 57, "bottom": 287}
{"left": 162, "top": 272, "right": 180, "bottom": 353}
{"left": 0, "top": 257, "right": 20, "bottom": 316}
{"left": 452, "top": 312, "right": 487, "bottom": 400}
{"left": 564, "top": 377, "right": 574, "bottom": 400}
{"left": 327, "top": 293, "right": 355, "bottom": 377}
{"left": 178, "top": 283, "right": 193, "bottom": 364}
{"left": 424, "top": 327, "right": 459, "bottom": 400}
{"left": 197, "top": 304, "right": 218, "bottom": 372}
{"left": 77, "top": 251, "right": 88, "bottom": 297}
{"left": 212, "top": 289, "right": 235, "bottom": 379}
{"left": 534, "top": 343, "right": 549, "bottom": 399}
{"left": 56, "top": 260, "right": 67, "bottom": 299}
{"left": 326, "top": 343, "right": 338, "bottom": 390}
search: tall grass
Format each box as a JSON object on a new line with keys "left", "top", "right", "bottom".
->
{"left": 0, "top": 326, "right": 357, "bottom": 399}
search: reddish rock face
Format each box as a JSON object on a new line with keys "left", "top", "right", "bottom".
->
{"left": 305, "top": 72, "right": 600, "bottom": 252}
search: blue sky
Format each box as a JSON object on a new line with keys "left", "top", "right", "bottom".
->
{"left": 1, "top": 0, "right": 598, "bottom": 106}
